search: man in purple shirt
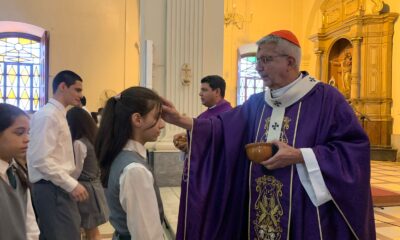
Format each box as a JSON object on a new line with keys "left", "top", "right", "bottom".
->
{"left": 173, "top": 75, "right": 232, "bottom": 152}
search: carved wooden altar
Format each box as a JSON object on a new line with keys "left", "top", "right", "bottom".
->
{"left": 310, "top": 0, "right": 398, "bottom": 149}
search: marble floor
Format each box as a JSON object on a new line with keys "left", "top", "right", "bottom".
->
{"left": 99, "top": 160, "right": 400, "bottom": 239}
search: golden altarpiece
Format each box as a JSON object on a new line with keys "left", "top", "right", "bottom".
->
{"left": 310, "top": 0, "right": 398, "bottom": 158}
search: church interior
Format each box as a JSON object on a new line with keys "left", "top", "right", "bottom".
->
{"left": 1, "top": 0, "right": 400, "bottom": 239}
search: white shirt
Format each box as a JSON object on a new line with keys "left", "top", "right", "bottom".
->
{"left": 0, "top": 159, "right": 40, "bottom": 240}
{"left": 269, "top": 74, "right": 332, "bottom": 206}
{"left": 120, "top": 140, "right": 164, "bottom": 240}
{"left": 27, "top": 98, "right": 78, "bottom": 192}
{"left": 71, "top": 140, "right": 87, "bottom": 179}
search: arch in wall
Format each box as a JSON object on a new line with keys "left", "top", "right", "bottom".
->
{"left": 0, "top": 21, "right": 49, "bottom": 110}
{"left": 327, "top": 38, "right": 353, "bottom": 98}
{"left": 0, "top": 21, "right": 45, "bottom": 37}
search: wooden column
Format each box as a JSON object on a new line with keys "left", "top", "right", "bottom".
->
{"left": 314, "top": 49, "right": 323, "bottom": 80}
{"left": 350, "top": 37, "right": 362, "bottom": 99}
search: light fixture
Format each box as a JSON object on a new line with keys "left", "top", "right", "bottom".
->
{"left": 224, "top": 2, "right": 252, "bottom": 30}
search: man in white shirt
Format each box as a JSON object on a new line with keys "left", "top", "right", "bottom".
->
{"left": 28, "top": 70, "right": 89, "bottom": 240}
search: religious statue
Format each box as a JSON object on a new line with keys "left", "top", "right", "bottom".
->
{"left": 341, "top": 51, "right": 352, "bottom": 97}
{"left": 329, "top": 50, "right": 352, "bottom": 98}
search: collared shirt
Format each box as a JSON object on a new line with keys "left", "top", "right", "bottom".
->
{"left": 0, "top": 159, "right": 40, "bottom": 240}
{"left": 71, "top": 140, "right": 87, "bottom": 179}
{"left": 120, "top": 140, "right": 164, "bottom": 240}
{"left": 27, "top": 98, "right": 78, "bottom": 192}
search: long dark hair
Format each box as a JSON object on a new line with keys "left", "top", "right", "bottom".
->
{"left": 0, "top": 103, "right": 29, "bottom": 189}
{"left": 95, "top": 86, "right": 162, "bottom": 187}
{"left": 66, "top": 107, "right": 98, "bottom": 145}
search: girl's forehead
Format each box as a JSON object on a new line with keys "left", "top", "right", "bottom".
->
{"left": 11, "top": 115, "right": 30, "bottom": 127}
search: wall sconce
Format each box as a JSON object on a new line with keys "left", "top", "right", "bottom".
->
{"left": 224, "top": 3, "right": 252, "bottom": 30}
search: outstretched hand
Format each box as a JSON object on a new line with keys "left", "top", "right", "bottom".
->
{"left": 161, "top": 97, "right": 181, "bottom": 125}
{"left": 161, "top": 97, "right": 193, "bottom": 130}
{"left": 260, "top": 140, "right": 304, "bottom": 170}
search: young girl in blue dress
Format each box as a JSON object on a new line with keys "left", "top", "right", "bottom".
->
{"left": 95, "top": 86, "right": 166, "bottom": 240}
{"left": 0, "top": 103, "right": 39, "bottom": 239}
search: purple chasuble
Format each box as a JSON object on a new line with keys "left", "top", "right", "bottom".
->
{"left": 197, "top": 99, "right": 233, "bottom": 119}
{"left": 177, "top": 99, "right": 233, "bottom": 239}
{"left": 177, "top": 77, "right": 375, "bottom": 240}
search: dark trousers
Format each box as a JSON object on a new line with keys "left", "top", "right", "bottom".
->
{"left": 32, "top": 180, "right": 81, "bottom": 240}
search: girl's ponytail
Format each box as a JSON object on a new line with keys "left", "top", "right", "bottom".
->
{"left": 95, "top": 97, "right": 120, "bottom": 187}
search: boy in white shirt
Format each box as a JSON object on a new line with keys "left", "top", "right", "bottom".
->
{"left": 28, "top": 70, "right": 89, "bottom": 240}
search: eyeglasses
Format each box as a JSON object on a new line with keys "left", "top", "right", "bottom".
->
{"left": 256, "top": 54, "right": 289, "bottom": 65}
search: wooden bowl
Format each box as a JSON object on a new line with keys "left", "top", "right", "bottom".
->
{"left": 173, "top": 134, "right": 188, "bottom": 151}
{"left": 245, "top": 142, "right": 278, "bottom": 164}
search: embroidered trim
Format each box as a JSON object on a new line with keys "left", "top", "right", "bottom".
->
{"left": 273, "top": 100, "right": 282, "bottom": 107}
{"left": 317, "top": 207, "right": 323, "bottom": 240}
{"left": 183, "top": 118, "right": 195, "bottom": 240}
{"left": 332, "top": 199, "right": 360, "bottom": 240}
{"left": 248, "top": 162, "right": 253, "bottom": 240}
{"left": 253, "top": 175, "right": 283, "bottom": 239}
{"left": 286, "top": 102, "right": 302, "bottom": 239}
{"left": 264, "top": 75, "right": 319, "bottom": 109}
{"left": 256, "top": 105, "right": 266, "bottom": 143}
{"left": 250, "top": 104, "right": 266, "bottom": 238}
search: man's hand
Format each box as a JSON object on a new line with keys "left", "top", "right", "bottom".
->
{"left": 161, "top": 97, "right": 182, "bottom": 124}
{"left": 173, "top": 133, "right": 188, "bottom": 152}
{"left": 70, "top": 183, "right": 89, "bottom": 202}
{"left": 260, "top": 140, "right": 304, "bottom": 170}
{"left": 161, "top": 97, "right": 193, "bottom": 130}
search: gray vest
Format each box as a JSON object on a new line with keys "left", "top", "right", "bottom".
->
{"left": 0, "top": 171, "right": 28, "bottom": 240}
{"left": 78, "top": 137, "right": 100, "bottom": 181}
{"left": 106, "top": 151, "right": 164, "bottom": 236}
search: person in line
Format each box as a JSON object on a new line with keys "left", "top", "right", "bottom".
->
{"left": 95, "top": 86, "right": 166, "bottom": 240}
{"left": 28, "top": 70, "right": 89, "bottom": 240}
{"left": 67, "top": 107, "right": 109, "bottom": 240}
{"left": 161, "top": 30, "right": 375, "bottom": 239}
{"left": 79, "top": 95, "right": 91, "bottom": 114}
{"left": 0, "top": 103, "right": 40, "bottom": 240}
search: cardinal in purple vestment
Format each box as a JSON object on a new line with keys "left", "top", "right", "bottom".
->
{"left": 163, "top": 30, "right": 375, "bottom": 240}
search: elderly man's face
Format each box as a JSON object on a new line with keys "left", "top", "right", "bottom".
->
{"left": 256, "top": 43, "right": 290, "bottom": 90}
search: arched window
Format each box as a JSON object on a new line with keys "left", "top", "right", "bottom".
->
{"left": 0, "top": 22, "right": 49, "bottom": 112}
{"left": 237, "top": 44, "right": 263, "bottom": 105}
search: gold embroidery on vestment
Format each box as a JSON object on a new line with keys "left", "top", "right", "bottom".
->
{"left": 253, "top": 175, "right": 283, "bottom": 240}
{"left": 261, "top": 117, "right": 291, "bottom": 143}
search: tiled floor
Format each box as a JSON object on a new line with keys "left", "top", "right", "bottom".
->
{"left": 99, "top": 160, "right": 400, "bottom": 239}
{"left": 372, "top": 161, "right": 400, "bottom": 240}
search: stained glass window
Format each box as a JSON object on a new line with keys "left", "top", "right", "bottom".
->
{"left": 237, "top": 55, "right": 264, "bottom": 105}
{"left": 0, "top": 36, "right": 41, "bottom": 111}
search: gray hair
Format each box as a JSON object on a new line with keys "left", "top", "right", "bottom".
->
{"left": 256, "top": 35, "right": 302, "bottom": 69}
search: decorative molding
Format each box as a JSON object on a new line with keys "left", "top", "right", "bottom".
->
{"left": 181, "top": 63, "right": 192, "bottom": 86}
{"left": 371, "top": 0, "right": 384, "bottom": 14}
{"left": 320, "top": 0, "right": 386, "bottom": 29}
{"left": 312, "top": 1, "right": 398, "bottom": 148}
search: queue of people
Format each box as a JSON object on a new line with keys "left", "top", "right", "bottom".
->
{"left": 0, "top": 29, "right": 375, "bottom": 240}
